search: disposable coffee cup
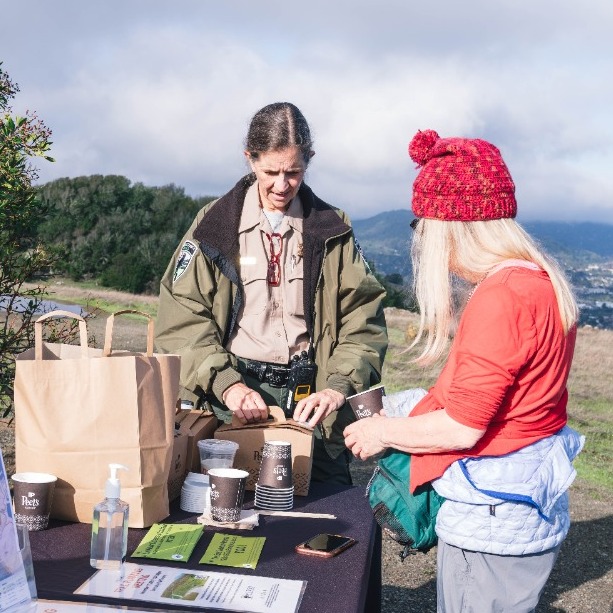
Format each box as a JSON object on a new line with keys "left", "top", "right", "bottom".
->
{"left": 208, "top": 468, "right": 249, "bottom": 523}
{"left": 11, "top": 472, "right": 57, "bottom": 531}
{"left": 257, "top": 441, "right": 292, "bottom": 489}
{"left": 347, "top": 385, "right": 386, "bottom": 420}
{"left": 198, "top": 439, "right": 239, "bottom": 474}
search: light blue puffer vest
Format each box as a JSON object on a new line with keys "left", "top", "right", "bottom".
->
{"left": 432, "top": 426, "right": 585, "bottom": 555}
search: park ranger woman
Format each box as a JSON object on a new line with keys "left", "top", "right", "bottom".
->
{"left": 155, "top": 102, "right": 388, "bottom": 483}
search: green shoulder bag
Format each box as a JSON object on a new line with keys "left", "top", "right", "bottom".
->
{"left": 366, "top": 449, "right": 445, "bottom": 559}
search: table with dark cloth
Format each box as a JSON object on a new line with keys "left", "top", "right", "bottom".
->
{"left": 29, "top": 482, "right": 382, "bottom": 613}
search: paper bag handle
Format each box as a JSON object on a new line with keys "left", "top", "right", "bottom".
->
{"left": 103, "top": 310, "right": 154, "bottom": 356}
{"left": 230, "top": 405, "right": 287, "bottom": 428}
{"left": 34, "top": 310, "right": 89, "bottom": 360}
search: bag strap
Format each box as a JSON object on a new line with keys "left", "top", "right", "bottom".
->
{"left": 34, "top": 310, "right": 89, "bottom": 360}
{"left": 103, "top": 310, "right": 154, "bottom": 357}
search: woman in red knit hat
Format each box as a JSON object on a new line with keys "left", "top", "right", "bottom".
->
{"left": 344, "top": 130, "right": 584, "bottom": 612}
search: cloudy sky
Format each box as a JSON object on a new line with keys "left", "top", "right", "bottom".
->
{"left": 2, "top": 0, "right": 612, "bottom": 222}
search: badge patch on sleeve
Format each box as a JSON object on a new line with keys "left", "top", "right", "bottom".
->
{"left": 173, "top": 240, "right": 197, "bottom": 283}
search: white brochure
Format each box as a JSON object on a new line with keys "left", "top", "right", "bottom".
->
{"left": 75, "top": 562, "right": 306, "bottom": 613}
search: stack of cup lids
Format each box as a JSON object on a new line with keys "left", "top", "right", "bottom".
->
{"left": 180, "top": 472, "right": 211, "bottom": 513}
{"left": 254, "top": 440, "right": 294, "bottom": 511}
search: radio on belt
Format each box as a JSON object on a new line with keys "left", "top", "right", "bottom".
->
{"left": 285, "top": 351, "right": 316, "bottom": 414}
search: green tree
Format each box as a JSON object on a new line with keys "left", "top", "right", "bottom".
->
{"left": 36, "top": 175, "right": 213, "bottom": 293}
{"left": 0, "top": 63, "right": 80, "bottom": 419}
{"left": 367, "top": 259, "right": 417, "bottom": 311}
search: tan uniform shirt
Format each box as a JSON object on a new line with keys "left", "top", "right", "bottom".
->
{"left": 226, "top": 182, "right": 310, "bottom": 364}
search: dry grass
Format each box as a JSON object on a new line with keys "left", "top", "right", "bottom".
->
{"left": 567, "top": 326, "right": 613, "bottom": 407}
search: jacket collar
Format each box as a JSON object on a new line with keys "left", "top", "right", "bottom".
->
{"left": 192, "top": 174, "right": 352, "bottom": 335}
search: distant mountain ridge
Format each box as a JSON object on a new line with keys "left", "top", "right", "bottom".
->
{"left": 352, "top": 210, "right": 613, "bottom": 278}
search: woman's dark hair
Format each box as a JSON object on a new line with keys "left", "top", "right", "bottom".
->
{"left": 245, "top": 102, "right": 313, "bottom": 164}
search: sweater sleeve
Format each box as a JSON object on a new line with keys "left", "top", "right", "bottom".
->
{"left": 443, "top": 282, "right": 538, "bottom": 430}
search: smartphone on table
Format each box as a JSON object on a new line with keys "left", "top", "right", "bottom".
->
{"left": 295, "top": 533, "right": 357, "bottom": 557}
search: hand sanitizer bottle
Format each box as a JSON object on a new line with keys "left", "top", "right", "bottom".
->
{"left": 90, "top": 463, "right": 129, "bottom": 570}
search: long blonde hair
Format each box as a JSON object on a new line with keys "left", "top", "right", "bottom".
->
{"left": 410, "top": 218, "right": 579, "bottom": 365}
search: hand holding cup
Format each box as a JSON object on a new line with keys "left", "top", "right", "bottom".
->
{"left": 346, "top": 385, "right": 386, "bottom": 420}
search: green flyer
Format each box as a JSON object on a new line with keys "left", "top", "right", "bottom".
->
{"left": 132, "top": 523, "right": 203, "bottom": 562}
{"left": 200, "top": 533, "right": 266, "bottom": 569}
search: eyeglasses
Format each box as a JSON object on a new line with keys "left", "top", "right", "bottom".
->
{"left": 410, "top": 218, "right": 420, "bottom": 230}
{"left": 266, "top": 232, "right": 283, "bottom": 286}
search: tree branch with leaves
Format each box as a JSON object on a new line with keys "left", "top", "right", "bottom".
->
{"left": 0, "top": 63, "right": 82, "bottom": 420}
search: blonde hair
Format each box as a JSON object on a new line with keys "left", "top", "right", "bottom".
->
{"left": 410, "top": 218, "right": 579, "bottom": 365}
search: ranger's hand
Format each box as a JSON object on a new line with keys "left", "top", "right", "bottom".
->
{"left": 293, "top": 388, "right": 345, "bottom": 429}
{"left": 223, "top": 383, "right": 269, "bottom": 425}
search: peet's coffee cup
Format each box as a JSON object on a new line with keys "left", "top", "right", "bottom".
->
{"left": 257, "top": 441, "right": 292, "bottom": 489}
{"left": 346, "top": 385, "right": 386, "bottom": 420}
{"left": 11, "top": 472, "right": 57, "bottom": 531}
{"left": 207, "top": 468, "right": 249, "bottom": 523}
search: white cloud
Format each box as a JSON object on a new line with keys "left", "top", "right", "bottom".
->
{"left": 2, "top": 0, "right": 613, "bottom": 222}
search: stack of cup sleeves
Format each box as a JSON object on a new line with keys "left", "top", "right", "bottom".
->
{"left": 255, "top": 440, "right": 294, "bottom": 510}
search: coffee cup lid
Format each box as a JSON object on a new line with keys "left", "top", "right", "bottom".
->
{"left": 198, "top": 439, "right": 239, "bottom": 452}
{"left": 11, "top": 472, "right": 57, "bottom": 484}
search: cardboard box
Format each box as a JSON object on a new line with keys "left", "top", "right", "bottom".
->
{"left": 167, "top": 409, "right": 219, "bottom": 501}
{"left": 167, "top": 429, "right": 188, "bottom": 502}
{"left": 174, "top": 409, "right": 219, "bottom": 474}
{"left": 214, "top": 406, "right": 314, "bottom": 496}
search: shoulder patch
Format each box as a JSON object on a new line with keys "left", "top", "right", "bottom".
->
{"left": 354, "top": 237, "right": 372, "bottom": 273}
{"left": 173, "top": 240, "right": 197, "bottom": 283}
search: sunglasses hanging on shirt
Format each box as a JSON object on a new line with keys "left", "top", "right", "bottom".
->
{"left": 266, "top": 232, "right": 283, "bottom": 286}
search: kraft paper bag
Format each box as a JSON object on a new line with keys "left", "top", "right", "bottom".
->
{"left": 14, "top": 309, "right": 180, "bottom": 528}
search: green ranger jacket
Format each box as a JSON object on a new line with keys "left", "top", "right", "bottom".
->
{"left": 155, "top": 175, "right": 388, "bottom": 458}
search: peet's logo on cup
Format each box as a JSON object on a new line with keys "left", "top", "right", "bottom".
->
{"left": 273, "top": 465, "right": 288, "bottom": 480}
{"left": 21, "top": 492, "right": 40, "bottom": 508}
{"left": 356, "top": 404, "right": 372, "bottom": 419}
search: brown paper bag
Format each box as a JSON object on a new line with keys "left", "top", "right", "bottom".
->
{"left": 14, "top": 309, "right": 180, "bottom": 528}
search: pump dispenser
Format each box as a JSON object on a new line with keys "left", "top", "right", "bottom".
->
{"left": 90, "top": 463, "right": 129, "bottom": 570}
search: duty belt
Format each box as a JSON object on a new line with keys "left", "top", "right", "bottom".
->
{"left": 238, "top": 358, "right": 291, "bottom": 388}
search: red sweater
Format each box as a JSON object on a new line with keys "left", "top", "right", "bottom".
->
{"left": 410, "top": 266, "right": 576, "bottom": 492}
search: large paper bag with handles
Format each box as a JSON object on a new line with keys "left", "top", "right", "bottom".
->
{"left": 14, "top": 309, "right": 180, "bottom": 528}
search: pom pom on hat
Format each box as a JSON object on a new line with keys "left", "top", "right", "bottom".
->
{"left": 408, "top": 129, "right": 517, "bottom": 222}
{"left": 408, "top": 129, "right": 440, "bottom": 166}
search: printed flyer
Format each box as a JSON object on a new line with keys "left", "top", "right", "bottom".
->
{"left": 0, "top": 449, "right": 33, "bottom": 611}
{"left": 131, "top": 523, "right": 203, "bottom": 562}
{"left": 75, "top": 562, "right": 306, "bottom": 613}
{"left": 200, "top": 534, "right": 266, "bottom": 569}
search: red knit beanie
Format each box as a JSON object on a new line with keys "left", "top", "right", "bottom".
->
{"left": 408, "top": 129, "right": 516, "bottom": 221}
